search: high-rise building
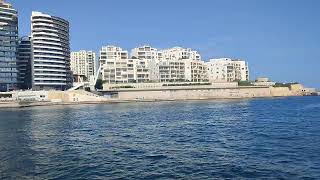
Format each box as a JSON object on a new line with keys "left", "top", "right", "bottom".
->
{"left": 206, "top": 58, "right": 249, "bottom": 82}
{"left": 31, "top": 11, "right": 72, "bottom": 90}
{"left": 0, "top": 0, "right": 18, "bottom": 91}
{"left": 17, "top": 36, "right": 33, "bottom": 89}
{"left": 71, "top": 50, "right": 96, "bottom": 81}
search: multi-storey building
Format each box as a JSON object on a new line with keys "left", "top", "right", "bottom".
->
{"left": 0, "top": 0, "right": 18, "bottom": 91}
{"left": 185, "top": 59, "right": 208, "bottom": 82}
{"left": 71, "top": 50, "right": 96, "bottom": 81}
{"left": 131, "top": 45, "right": 161, "bottom": 61}
{"left": 17, "top": 36, "right": 33, "bottom": 89}
{"left": 102, "top": 58, "right": 150, "bottom": 84}
{"left": 31, "top": 11, "right": 72, "bottom": 90}
{"left": 134, "top": 59, "right": 150, "bottom": 83}
{"left": 99, "top": 46, "right": 128, "bottom": 67}
{"left": 206, "top": 58, "right": 249, "bottom": 82}
{"left": 160, "top": 47, "right": 201, "bottom": 61}
{"left": 232, "top": 59, "right": 249, "bottom": 81}
{"left": 102, "top": 58, "right": 135, "bottom": 84}
{"left": 100, "top": 46, "right": 247, "bottom": 85}
{"left": 157, "top": 60, "right": 185, "bottom": 82}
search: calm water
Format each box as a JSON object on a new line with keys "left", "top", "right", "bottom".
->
{"left": 0, "top": 97, "right": 320, "bottom": 179}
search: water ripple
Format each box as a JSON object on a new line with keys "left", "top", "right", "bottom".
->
{"left": 0, "top": 97, "right": 320, "bottom": 179}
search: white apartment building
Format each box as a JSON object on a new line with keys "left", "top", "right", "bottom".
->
{"left": 70, "top": 50, "right": 96, "bottom": 80}
{"left": 99, "top": 46, "right": 128, "bottom": 67}
{"left": 160, "top": 47, "right": 201, "bottom": 61}
{"left": 31, "top": 11, "right": 72, "bottom": 90}
{"left": 206, "top": 58, "right": 249, "bottom": 82}
{"left": 134, "top": 59, "right": 150, "bottom": 83}
{"left": 232, "top": 59, "right": 249, "bottom": 81}
{"left": 131, "top": 45, "right": 161, "bottom": 61}
{"left": 157, "top": 60, "right": 185, "bottom": 82}
{"left": 185, "top": 59, "right": 208, "bottom": 82}
{"left": 102, "top": 58, "right": 150, "bottom": 84}
{"left": 148, "top": 58, "right": 207, "bottom": 83}
{"left": 100, "top": 46, "right": 248, "bottom": 85}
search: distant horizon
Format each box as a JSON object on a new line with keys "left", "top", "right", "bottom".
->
{"left": 10, "top": 0, "right": 320, "bottom": 88}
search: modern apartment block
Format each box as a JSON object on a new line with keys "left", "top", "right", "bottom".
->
{"left": 99, "top": 46, "right": 128, "bottom": 66}
{"left": 71, "top": 50, "right": 96, "bottom": 81}
{"left": 101, "top": 58, "right": 150, "bottom": 84}
{"left": 206, "top": 58, "right": 249, "bottom": 82}
{"left": 155, "top": 60, "right": 185, "bottom": 82}
{"left": 131, "top": 45, "right": 161, "bottom": 61}
{"left": 31, "top": 11, "right": 72, "bottom": 90}
{"left": 185, "top": 59, "right": 208, "bottom": 82}
{"left": 0, "top": 0, "right": 18, "bottom": 91}
{"left": 160, "top": 47, "right": 201, "bottom": 61}
{"left": 17, "top": 36, "right": 33, "bottom": 89}
{"left": 100, "top": 45, "right": 248, "bottom": 85}
{"left": 134, "top": 59, "right": 150, "bottom": 83}
{"left": 232, "top": 59, "right": 249, "bottom": 81}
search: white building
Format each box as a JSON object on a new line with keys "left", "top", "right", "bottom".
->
{"left": 160, "top": 47, "right": 201, "bottom": 61}
{"left": 134, "top": 59, "right": 150, "bottom": 83}
{"left": 206, "top": 58, "right": 249, "bottom": 82}
{"left": 148, "top": 58, "right": 207, "bottom": 83}
{"left": 101, "top": 58, "right": 150, "bottom": 84}
{"left": 71, "top": 50, "right": 96, "bottom": 81}
{"left": 157, "top": 60, "right": 185, "bottom": 82}
{"left": 31, "top": 11, "right": 72, "bottom": 90}
{"left": 185, "top": 59, "right": 208, "bottom": 82}
{"left": 99, "top": 46, "right": 128, "bottom": 67}
{"left": 131, "top": 45, "right": 161, "bottom": 61}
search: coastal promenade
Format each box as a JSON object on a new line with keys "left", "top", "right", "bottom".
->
{"left": 0, "top": 83, "right": 311, "bottom": 108}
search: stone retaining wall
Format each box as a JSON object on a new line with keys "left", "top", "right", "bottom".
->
{"left": 114, "top": 87, "right": 297, "bottom": 101}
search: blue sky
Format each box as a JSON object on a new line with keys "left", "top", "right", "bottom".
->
{"left": 11, "top": 0, "right": 320, "bottom": 88}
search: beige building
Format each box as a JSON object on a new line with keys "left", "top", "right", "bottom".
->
{"left": 71, "top": 50, "right": 96, "bottom": 80}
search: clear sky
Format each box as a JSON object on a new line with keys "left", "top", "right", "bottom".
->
{"left": 10, "top": 0, "right": 320, "bottom": 88}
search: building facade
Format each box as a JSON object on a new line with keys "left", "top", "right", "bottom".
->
{"left": 185, "top": 59, "right": 208, "bottom": 82}
{"left": 102, "top": 58, "right": 150, "bottom": 84}
{"left": 0, "top": 0, "right": 18, "bottom": 91}
{"left": 131, "top": 45, "right": 161, "bottom": 61}
{"left": 17, "top": 36, "right": 33, "bottom": 89}
{"left": 160, "top": 47, "right": 201, "bottom": 61}
{"left": 157, "top": 60, "right": 185, "bottom": 82}
{"left": 99, "top": 46, "right": 128, "bottom": 67}
{"left": 102, "top": 58, "right": 135, "bottom": 84}
{"left": 71, "top": 50, "right": 96, "bottom": 81}
{"left": 100, "top": 46, "right": 248, "bottom": 85}
{"left": 206, "top": 58, "right": 249, "bottom": 82}
{"left": 31, "top": 11, "right": 72, "bottom": 90}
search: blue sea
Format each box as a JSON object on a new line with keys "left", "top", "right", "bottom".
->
{"left": 0, "top": 96, "right": 320, "bottom": 179}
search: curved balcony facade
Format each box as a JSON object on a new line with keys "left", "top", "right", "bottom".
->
{"left": 31, "top": 11, "right": 72, "bottom": 90}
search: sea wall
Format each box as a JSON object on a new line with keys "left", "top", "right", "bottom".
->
{"left": 113, "top": 87, "right": 296, "bottom": 101}
{"left": 48, "top": 90, "right": 106, "bottom": 103}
